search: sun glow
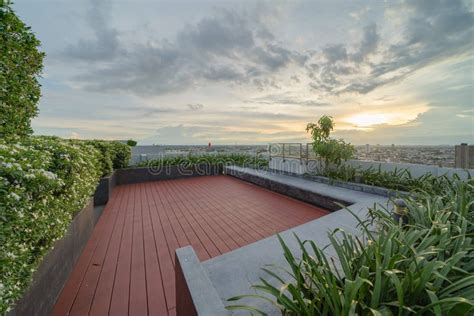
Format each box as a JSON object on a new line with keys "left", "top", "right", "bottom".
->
{"left": 346, "top": 113, "right": 392, "bottom": 127}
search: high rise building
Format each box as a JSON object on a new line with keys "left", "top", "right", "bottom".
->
{"left": 454, "top": 143, "right": 474, "bottom": 169}
{"left": 365, "top": 144, "right": 370, "bottom": 154}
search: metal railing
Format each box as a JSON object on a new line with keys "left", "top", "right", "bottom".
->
{"left": 269, "top": 143, "right": 317, "bottom": 160}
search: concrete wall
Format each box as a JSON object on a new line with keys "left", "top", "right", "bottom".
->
{"left": 269, "top": 156, "right": 474, "bottom": 180}
{"left": 9, "top": 200, "right": 103, "bottom": 316}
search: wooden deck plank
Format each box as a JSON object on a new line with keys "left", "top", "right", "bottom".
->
{"left": 108, "top": 185, "right": 136, "bottom": 316}
{"left": 128, "top": 183, "right": 148, "bottom": 316}
{"left": 53, "top": 175, "right": 329, "bottom": 315}
{"left": 88, "top": 186, "right": 130, "bottom": 316}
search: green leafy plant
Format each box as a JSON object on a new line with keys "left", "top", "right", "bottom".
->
{"left": 227, "top": 179, "right": 474, "bottom": 315}
{"left": 315, "top": 164, "right": 467, "bottom": 196}
{"left": 126, "top": 139, "right": 137, "bottom": 147}
{"left": 0, "top": 1, "right": 45, "bottom": 137}
{"left": 77, "top": 140, "right": 131, "bottom": 176}
{"left": 0, "top": 137, "right": 102, "bottom": 314}
{"left": 137, "top": 153, "right": 268, "bottom": 169}
{"left": 306, "top": 116, "right": 354, "bottom": 173}
{"left": 110, "top": 141, "right": 132, "bottom": 169}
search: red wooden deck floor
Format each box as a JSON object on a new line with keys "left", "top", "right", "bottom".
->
{"left": 52, "top": 175, "right": 329, "bottom": 316}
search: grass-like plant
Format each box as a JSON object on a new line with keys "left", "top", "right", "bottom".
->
{"left": 137, "top": 153, "right": 269, "bottom": 169}
{"left": 227, "top": 179, "right": 474, "bottom": 315}
{"left": 316, "top": 164, "right": 469, "bottom": 196}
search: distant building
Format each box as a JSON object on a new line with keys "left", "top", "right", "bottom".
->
{"left": 455, "top": 143, "right": 474, "bottom": 169}
{"left": 365, "top": 144, "right": 370, "bottom": 154}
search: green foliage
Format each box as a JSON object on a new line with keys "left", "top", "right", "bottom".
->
{"left": 137, "top": 153, "right": 268, "bottom": 169}
{"left": 0, "top": 2, "right": 45, "bottom": 137}
{"left": 228, "top": 179, "right": 474, "bottom": 315}
{"left": 80, "top": 140, "right": 131, "bottom": 176}
{"left": 318, "top": 165, "right": 467, "bottom": 195}
{"left": 126, "top": 139, "right": 137, "bottom": 147}
{"left": 306, "top": 116, "right": 354, "bottom": 171}
{"left": 110, "top": 141, "right": 132, "bottom": 169}
{"left": 0, "top": 136, "right": 102, "bottom": 314}
{"left": 83, "top": 140, "right": 114, "bottom": 176}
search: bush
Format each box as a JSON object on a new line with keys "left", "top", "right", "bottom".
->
{"left": 80, "top": 140, "right": 131, "bottom": 176}
{"left": 82, "top": 140, "right": 114, "bottom": 176}
{"left": 110, "top": 141, "right": 131, "bottom": 169}
{"left": 228, "top": 179, "right": 474, "bottom": 315}
{"left": 0, "top": 2, "right": 45, "bottom": 137}
{"left": 137, "top": 153, "right": 268, "bottom": 169}
{"left": 0, "top": 136, "right": 102, "bottom": 314}
{"left": 126, "top": 139, "right": 137, "bottom": 147}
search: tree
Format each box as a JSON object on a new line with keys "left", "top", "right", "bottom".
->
{"left": 126, "top": 139, "right": 137, "bottom": 147}
{"left": 0, "top": 1, "right": 45, "bottom": 137}
{"left": 306, "top": 115, "right": 354, "bottom": 172}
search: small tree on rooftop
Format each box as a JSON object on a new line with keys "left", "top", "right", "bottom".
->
{"left": 0, "top": 0, "right": 45, "bottom": 138}
{"left": 306, "top": 115, "right": 354, "bottom": 173}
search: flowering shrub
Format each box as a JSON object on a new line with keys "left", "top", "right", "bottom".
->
{"left": 0, "top": 136, "right": 102, "bottom": 314}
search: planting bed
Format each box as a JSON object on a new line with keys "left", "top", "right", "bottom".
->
{"left": 52, "top": 175, "right": 329, "bottom": 316}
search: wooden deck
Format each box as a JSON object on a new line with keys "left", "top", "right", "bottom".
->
{"left": 52, "top": 175, "right": 329, "bottom": 316}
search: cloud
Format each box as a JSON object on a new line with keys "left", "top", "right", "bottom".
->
{"left": 65, "top": 5, "right": 305, "bottom": 96}
{"left": 142, "top": 124, "right": 307, "bottom": 145}
{"left": 247, "top": 93, "right": 331, "bottom": 107}
{"left": 65, "top": 0, "right": 120, "bottom": 61}
{"left": 187, "top": 103, "right": 204, "bottom": 110}
{"left": 308, "top": 0, "right": 473, "bottom": 95}
{"left": 63, "top": 0, "right": 472, "bottom": 100}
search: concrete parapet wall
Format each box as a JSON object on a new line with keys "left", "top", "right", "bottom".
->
{"left": 270, "top": 157, "right": 474, "bottom": 180}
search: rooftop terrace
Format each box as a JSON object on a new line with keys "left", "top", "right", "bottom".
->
{"left": 51, "top": 175, "right": 328, "bottom": 316}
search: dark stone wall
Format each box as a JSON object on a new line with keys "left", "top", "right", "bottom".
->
{"left": 115, "top": 164, "right": 223, "bottom": 185}
{"left": 9, "top": 200, "right": 98, "bottom": 316}
{"left": 93, "top": 171, "right": 118, "bottom": 206}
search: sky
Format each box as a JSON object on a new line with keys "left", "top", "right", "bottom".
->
{"left": 13, "top": 0, "right": 474, "bottom": 145}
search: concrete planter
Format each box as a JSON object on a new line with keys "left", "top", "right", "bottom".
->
{"left": 115, "top": 164, "right": 223, "bottom": 185}
{"left": 226, "top": 167, "right": 350, "bottom": 211}
{"left": 8, "top": 199, "right": 103, "bottom": 316}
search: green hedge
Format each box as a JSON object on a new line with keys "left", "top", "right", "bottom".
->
{"left": 80, "top": 140, "right": 131, "bottom": 176}
{"left": 0, "top": 3, "right": 45, "bottom": 138}
{"left": 0, "top": 136, "right": 102, "bottom": 314}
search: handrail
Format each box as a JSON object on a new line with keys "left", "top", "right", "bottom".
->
{"left": 269, "top": 143, "right": 315, "bottom": 160}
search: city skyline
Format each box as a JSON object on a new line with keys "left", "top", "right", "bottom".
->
{"left": 14, "top": 0, "right": 474, "bottom": 145}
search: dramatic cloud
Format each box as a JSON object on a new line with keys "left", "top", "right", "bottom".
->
{"left": 66, "top": 4, "right": 305, "bottom": 96}
{"left": 15, "top": 0, "right": 472, "bottom": 145}
{"left": 308, "top": 0, "right": 474, "bottom": 95}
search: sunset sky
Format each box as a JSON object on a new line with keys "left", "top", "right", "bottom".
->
{"left": 15, "top": 0, "right": 474, "bottom": 145}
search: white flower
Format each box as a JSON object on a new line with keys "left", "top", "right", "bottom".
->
{"left": 40, "top": 170, "right": 57, "bottom": 180}
{"left": 8, "top": 192, "right": 21, "bottom": 201}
